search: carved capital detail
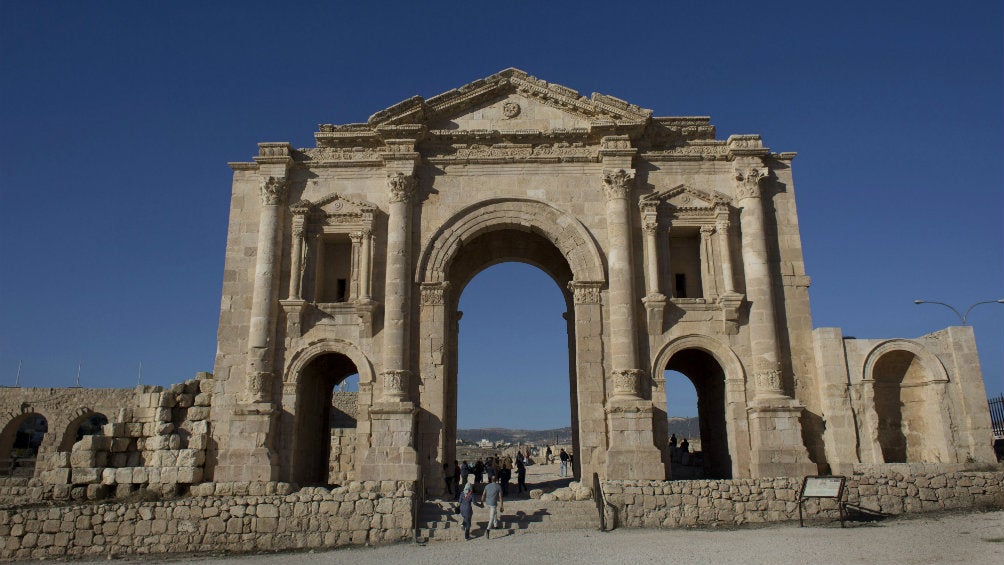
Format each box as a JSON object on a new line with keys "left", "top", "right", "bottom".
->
{"left": 716, "top": 220, "right": 730, "bottom": 236}
{"left": 245, "top": 371, "right": 272, "bottom": 403}
{"left": 700, "top": 225, "right": 716, "bottom": 240}
{"left": 601, "top": 169, "right": 635, "bottom": 200}
{"left": 349, "top": 231, "right": 363, "bottom": 244}
{"left": 420, "top": 282, "right": 450, "bottom": 306}
{"left": 381, "top": 369, "right": 411, "bottom": 401}
{"left": 643, "top": 216, "right": 659, "bottom": 234}
{"left": 259, "top": 176, "right": 287, "bottom": 206}
{"left": 568, "top": 281, "right": 602, "bottom": 305}
{"left": 387, "top": 172, "right": 416, "bottom": 203}
{"left": 753, "top": 358, "right": 783, "bottom": 394}
{"left": 734, "top": 166, "right": 768, "bottom": 201}
{"left": 611, "top": 369, "right": 644, "bottom": 399}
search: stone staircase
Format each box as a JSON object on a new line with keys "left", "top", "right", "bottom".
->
{"left": 416, "top": 497, "right": 600, "bottom": 542}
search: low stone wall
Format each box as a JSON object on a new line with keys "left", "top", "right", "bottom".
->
{"left": 600, "top": 471, "right": 1004, "bottom": 528}
{"left": 0, "top": 478, "right": 30, "bottom": 507}
{"left": 0, "top": 480, "right": 415, "bottom": 561}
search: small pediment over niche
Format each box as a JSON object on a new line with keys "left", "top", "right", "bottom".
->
{"left": 292, "top": 193, "right": 377, "bottom": 226}
{"left": 368, "top": 68, "right": 652, "bottom": 130}
{"left": 641, "top": 184, "right": 730, "bottom": 210}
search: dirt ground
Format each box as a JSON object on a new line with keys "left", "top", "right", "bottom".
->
{"left": 47, "top": 508, "right": 1003, "bottom": 565}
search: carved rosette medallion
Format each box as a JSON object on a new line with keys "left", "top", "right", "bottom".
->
{"left": 753, "top": 358, "right": 783, "bottom": 394}
{"left": 734, "top": 166, "right": 768, "bottom": 201}
{"left": 381, "top": 369, "right": 411, "bottom": 401}
{"left": 502, "top": 101, "right": 521, "bottom": 118}
{"left": 421, "top": 282, "right": 450, "bottom": 306}
{"left": 245, "top": 371, "right": 272, "bottom": 402}
{"left": 568, "top": 281, "right": 602, "bottom": 305}
{"left": 259, "top": 176, "right": 288, "bottom": 206}
{"left": 601, "top": 169, "right": 635, "bottom": 200}
{"left": 611, "top": 369, "right": 644, "bottom": 399}
{"left": 387, "top": 172, "right": 416, "bottom": 203}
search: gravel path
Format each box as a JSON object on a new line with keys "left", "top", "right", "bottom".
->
{"left": 51, "top": 509, "right": 1003, "bottom": 565}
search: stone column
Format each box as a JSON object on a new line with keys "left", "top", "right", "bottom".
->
{"left": 381, "top": 172, "right": 415, "bottom": 400}
{"left": 246, "top": 175, "right": 287, "bottom": 403}
{"left": 287, "top": 217, "right": 305, "bottom": 300}
{"left": 735, "top": 163, "right": 815, "bottom": 477}
{"left": 664, "top": 225, "right": 673, "bottom": 298}
{"left": 716, "top": 219, "right": 735, "bottom": 294}
{"left": 601, "top": 168, "right": 642, "bottom": 394}
{"left": 360, "top": 160, "right": 420, "bottom": 482}
{"left": 700, "top": 225, "right": 718, "bottom": 299}
{"left": 598, "top": 161, "right": 664, "bottom": 480}
{"left": 639, "top": 198, "right": 666, "bottom": 334}
{"left": 735, "top": 166, "right": 785, "bottom": 400}
{"left": 359, "top": 228, "right": 372, "bottom": 301}
{"left": 349, "top": 231, "right": 362, "bottom": 301}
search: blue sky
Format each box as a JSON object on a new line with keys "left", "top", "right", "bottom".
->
{"left": 1, "top": 2, "right": 1001, "bottom": 429}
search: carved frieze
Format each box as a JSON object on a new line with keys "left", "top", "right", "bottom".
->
{"left": 424, "top": 142, "right": 597, "bottom": 164}
{"left": 259, "top": 176, "right": 287, "bottom": 206}
{"left": 300, "top": 147, "right": 383, "bottom": 163}
{"left": 642, "top": 141, "right": 729, "bottom": 161}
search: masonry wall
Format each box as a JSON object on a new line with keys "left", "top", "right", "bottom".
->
{"left": 0, "top": 480, "right": 415, "bottom": 561}
{"left": 600, "top": 470, "right": 1004, "bottom": 528}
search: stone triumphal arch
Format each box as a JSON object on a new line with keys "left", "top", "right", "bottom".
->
{"left": 9, "top": 69, "right": 993, "bottom": 498}
{"left": 199, "top": 68, "right": 994, "bottom": 488}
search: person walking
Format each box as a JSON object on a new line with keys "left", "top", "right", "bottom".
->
{"left": 480, "top": 475, "right": 503, "bottom": 538}
{"left": 516, "top": 455, "right": 527, "bottom": 494}
{"left": 500, "top": 454, "right": 513, "bottom": 496}
{"left": 458, "top": 483, "right": 475, "bottom": 540}
{"left": 559, "top": 448, "right": 569, "bottom": 477}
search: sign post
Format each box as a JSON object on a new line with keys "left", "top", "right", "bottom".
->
{"left": 798, "top": 475, "right": 846, "bottom": 527}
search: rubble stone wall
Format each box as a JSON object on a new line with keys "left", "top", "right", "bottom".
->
{"left": 0, "top": 480, "right": 415, "bottom": 561}
{"left": 601, "top": 470, "right": 1004, "bottom": 528}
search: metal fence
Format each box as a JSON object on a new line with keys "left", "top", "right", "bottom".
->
{"left": 989, "top": 394, "right": 1004, "bottom": 439}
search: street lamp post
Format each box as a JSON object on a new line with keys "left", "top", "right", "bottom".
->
{"left": 913, "top": 299, "right": 1004, "bottom": 325}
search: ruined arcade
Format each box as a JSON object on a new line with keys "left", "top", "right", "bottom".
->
{"left": 0, "top": 70, "right": 997, "bottom": 545}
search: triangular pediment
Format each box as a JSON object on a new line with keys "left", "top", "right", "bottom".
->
{"left": 642, "top": 184, "right": 730, "bottom": 209}
{"left": 367, "top": 68, "right": 652, "bottom": 130}
{"left": 292, "top": 193, "right": 377, "bottom": 219}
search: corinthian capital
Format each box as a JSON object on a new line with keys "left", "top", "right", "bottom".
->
{"left": 259, "top": 176, "right": 288, "bottom": 206}
{"left": 602, "top": 169, "right": 635, "bottom": 200}
{"left": 733, "top": 166, "right": 768, "bottom": 201}
{"left": 387, "top": 172, "right": 416, "bottom": 203}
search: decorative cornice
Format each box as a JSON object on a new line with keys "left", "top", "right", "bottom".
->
{"left": 259, "top": 176, "right": 287, "bottom": 206}
{"left": 387, "top": 172, "right": 416, "bottom": 203}
{"left": 601, "top": 169, "right": 635, "bottom": 200}
{"left": 254, "top": 142, "right": 294, "bottom": 165}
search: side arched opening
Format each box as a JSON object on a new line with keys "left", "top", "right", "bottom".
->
{"left": 871, "top": 349, "right": 943, "bottom": 463}
{"left": 0, "top": 412, "right": 49, "bottom": 477}
{"left": 664, "top": 349, "right": 732, "bottom": 479}
{"left": 291, "top": 352, "right": 359, "bottom": 486}
{"left": 59, "top": 411, "right": 109, "bottom": 452}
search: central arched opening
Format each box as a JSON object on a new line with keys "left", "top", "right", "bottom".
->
{"left": 291, "top": 352, "right": 359, "bottom": 486}
{"left": 664, "top": 349, "right": 731, "bottom": 479}
{"left": 446, "top": 228, "right": 579, "bottom": 494}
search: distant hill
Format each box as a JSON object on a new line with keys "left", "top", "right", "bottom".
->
{"left": 457, "top": 427, "right": 572, "bottom": 445}
{"left": 458, "top": 416, "right": 700, "bottom": 445}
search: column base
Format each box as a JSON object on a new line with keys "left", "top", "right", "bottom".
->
{"left": 359, "top": 401, "right": 420, "bottom": 482}
{"left": 747, "top": 400, "right": 817, "bottom": 478}
{"left": 213, "top": 402, "right": 278, "bottom": 483}
{"left": 604, "top": 399, "right": 666, "bottom": 480}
